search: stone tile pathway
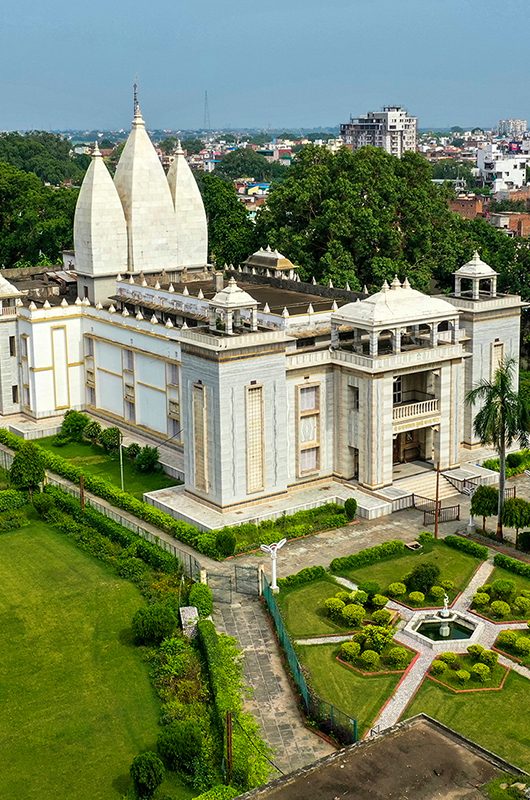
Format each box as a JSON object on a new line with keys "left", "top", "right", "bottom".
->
{"left": 213, "top": 595, "right": 335, "bottom": 775}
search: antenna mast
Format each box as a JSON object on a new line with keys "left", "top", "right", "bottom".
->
{"left": 203, "top": 90, "right": 211, "bottom": 131}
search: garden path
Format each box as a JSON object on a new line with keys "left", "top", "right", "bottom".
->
{"left": 213, "top": 596, "right": 335, "bottom": 775}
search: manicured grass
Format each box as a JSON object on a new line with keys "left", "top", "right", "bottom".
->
{"left": 38, "top": 436, "right": 178, "bottom": 500}
{"left": 276, "top": 578, "right": 345, "bottom": 637}
{"left": 337, "top": 542, "right": 482, "bottom": 607}
{"left": 297, "top": 643, "right": 402, "bottom": 736}
{"left": 0, "top": 523, "right": 191, "bottom": 800}
{"left": 403, "top": 671, "right": 530, "bottom": 771}
{"left": 494, "top": 630, "right": 530, "bottom": 667}
{"left": 429, "top": 654, "right": 507, "bottom": 691}
{"left": 487, "top": 566, "right": 530, "bottom": 599}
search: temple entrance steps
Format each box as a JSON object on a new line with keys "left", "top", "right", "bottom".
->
{"left": 392, "top": 470, "right": 460, "bottom": 502}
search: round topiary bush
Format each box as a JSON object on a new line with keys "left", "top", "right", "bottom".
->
{"left": 351, "top": 589, "right": 368, "bottom": 605}
{"left": 339, "top": 640, "right": 361, "bottom": 663}
{"left": 514, "top": 596, "right": 530, "bottom": 616}
{"left": 341, "top": 603, "right": 365, "bottom": 627}
{"left": 359, "top": 649, "right": 380, "bottom": 671}
{"left": 490, "top": 579, "right": 516, "bottom": 603}
{"left": 515, "top": 636, "right": 530, "bottom": 656}
{"left": 132, "top": 604, "right": 177, "bottom": 646}
{"left": 405, "top": 563, "right": 441, "bottom": 594}
{"left": 130, "top": 751, "right": 165, "bottom": 799}
{"left": 189, "top": 583, "right": 214, "bottom": 617}
{"left": 471, "top": 663, "right": 490, "bottom": 683}
{"left": 351, "top": 630, "right": 367, "bottom": 646}
{"left": 438, "top": 651, "right": 458, "bottom": 666}
{"left": 497, "top": 630, "right": 518, "bottom": 649}
{"left": 477, "top": 583, "right": 492, "bottom": 595}
{"left": 371, "top": 594, "right": 389, "bottom": 609}
{"left": 490, "top": 600, "right": 512, "bottom": 619}
{"left": 157, "top": 719, "right": 202, "bottom": 774}
{"left": 456, "top": 669, "right": 470, "bottom": 686}
{"left": 472, "top": 592, "right": 490, "bottom": 608}
{"left": 440, "top": 579, "right": 455, "bottom": 592}
{"left": 519, "top": 589, "right": 530, "bottom": 600}
{"left": 466, "top": 644, "right": 485, "bottom": 661}
{"left": 324, "top": 597, "right": 346, "bottom": 620}
{"left": 430, "top": 660, "right": 447, "bottom": 676}
{"left": 371, "top": 609, "right": 392, "bottom": 627}
{"left": 358, "top": 581, "right": 380, "bottom": 598}
{"left": 386, "top": 646, "right": 409, "bottom": 669}
{"left": 479, "top": 649, "right": 498, "bottom": 668}
{"left": 344, "top": 498, "right": 357, "bottom": 521}
{"left": 408, "top": 591, "right": 425, "bottom": 606}
{"left": 335, "top": 590, "right": 352, "bottom": 603}
{"left": 387, "top": 582, "right": 407, "bottom": 598}
{"left": 429, "top": 585, "right": 445, "bottom": 602}
{"left": 33, "top": 492, "right": 55, "bottom": 517}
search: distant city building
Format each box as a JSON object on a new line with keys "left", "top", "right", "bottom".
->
{"left": 497, "top": 118, "right": 527, "bottom": 138}
{"left": 477, "top": 143, "right": 530, "bottom": 192}
{"left": 340, "top": 106, "right": 417, "bottom": 158}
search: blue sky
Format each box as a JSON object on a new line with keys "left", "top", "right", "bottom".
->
{"left": 2, "top": 0, "right": 529, "bottom": 130}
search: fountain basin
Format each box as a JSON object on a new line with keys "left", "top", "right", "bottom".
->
{"left": 403, "top": 609, "right": 484, "bottom": 651}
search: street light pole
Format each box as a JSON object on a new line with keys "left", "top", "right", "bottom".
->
{"left": 260, "top": 538, "right": 287, "bottom": 593}
{"left": 119, "top": 430, "right": 125, "bottom": 492}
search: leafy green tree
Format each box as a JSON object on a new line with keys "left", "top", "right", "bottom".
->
{"left": 0, "top": 131, "right": 88, "bottom": 185}
{"left": 60, "top": 409, "right": 89, "bottom": 442}
{"left": 502, "top": 497, "right": 530, "bottom": 549}
{"left": 130, "top": 752, "right": 164, "bottom": 799}
{"left": 216, "top": 148, "right": 286, "bottom": 181}
{"left": 0, "top": 161, "right": 77, "bottom": 267}
{"left": 466, "top": 357, "right": 530, "bottom": 540}
{"left": 9, "top": 442, "right": 45, "bottom": 492}
{"left": 196, "top": 173, "right": 256, "bottom": 266}
{"left": 470, "top": 484, "right": 499, "bottom": 532}
{"left": 134, "top": 445, "right": 160, "bottom": 474}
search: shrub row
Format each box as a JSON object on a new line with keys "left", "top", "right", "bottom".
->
{"left": 493, "top": 552, "right": 530, "bottom": 580}
{"left": 42, "top": 485, "right": 180, "bottom": 574}
{"left": 0, "top": 429, "right": 223, "bottom": 558}
{"left": 330, "top": 540, "right": 405, "bottom": 574}
{"left": 278, "top": 565, "right": 327, "bottom": 589}
{"left": 0, "top": 488, "right": 26, "bottom": 511}
{"left": 443, "top": 534, "right": 489, "bottom": 560}
{"left": 197, "top": 619, "right": 271, "bottom": 791}
{"left": 193, "top": 787, "right": 239, "bottom": 800}
{"left": 483, "top": 449, "right": 530, "bottom": 478}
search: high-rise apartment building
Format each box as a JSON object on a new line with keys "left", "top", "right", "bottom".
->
{"left": 340, "top": 106, "right": 417, "bottom": 158}
{"left": 497, "top": 119, "right": 527, "bottom": 138}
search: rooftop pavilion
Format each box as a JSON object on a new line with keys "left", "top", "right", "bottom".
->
{"left": 453, "top": 250, "right": 498, "bottom": 300}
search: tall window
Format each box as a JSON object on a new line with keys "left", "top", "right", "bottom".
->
{"left": 123, "top": 349, "right": 134, "bottom": 371}
{"left": 393, "top": 376, "right": 402, "bottom": 405}
{"left": 246, "top": 385, "right": 264, "bottom": 493}
{"left": 9, "top": 336, "right": 16, "bottom": 357}
{"left": 193, "top": 384, "right": 208, "bottom": 492}
{"left": 491, "top": 341, "right": 504, "bottom": 379}
{"left": 298, "top": 383, "right": 320, "bottom": 476}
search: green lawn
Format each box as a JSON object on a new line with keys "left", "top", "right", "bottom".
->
{"left": 335, "top": 542, "right": 483, "bottom": 606}
{"left": 277, "top": 578, "right": 345, "bottom": 637}
{"left": 297, "top": 643, "right": 402, "bottom": 737}
{"left": 403, "top": 671, "right": 530, "bottom": 771}
{"left": 0, "top": 523, "right": 192, "bottom": 800}
{"left": 38, "top": 436, "right": 179, "bottom": 500}
{"left": 487, "top": 566, "right": 530, "bottom": 599}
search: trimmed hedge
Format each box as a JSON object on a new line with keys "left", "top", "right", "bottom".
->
{"left": 42, "top": 485, "right": 180, "bottom": 574}
{"left": 197, "top": 620, "right": 270, "bottom": 790}
{"left": 443, "top": 535, "right": 488, "bottom": 560}
{"left": 193, "top": 787, "right": 239, "bottom": 800}
{"left": 0, "top": 489, "right": 26, "bottom": 511}
{"left": 493, "top": 552, "right": 530, "bottom": 580}
{"left": 330, "top": 540, "right": 406, "bottom": 574}
{"left": 278, "top": 565, "right": 327, "bottom": 589}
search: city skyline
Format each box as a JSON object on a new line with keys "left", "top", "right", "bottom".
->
{"left": 2, "top": 0, "right": 530, "bottom": 130}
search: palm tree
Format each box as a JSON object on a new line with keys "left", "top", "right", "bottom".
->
{"left": 465, "top": 356, "right": 530, "bottom": 541}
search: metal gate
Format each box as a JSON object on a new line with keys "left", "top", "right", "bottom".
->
{"left": 207, "top": 572, "right": 233, "bottom": 604}
{"left": 234, "top": 564, "right": 260, "bottom": 596}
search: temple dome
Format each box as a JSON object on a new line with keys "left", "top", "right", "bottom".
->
{"left": 74, "top": 143, "right": 128, "bottom": 277}
{"left": 167, "top": 141, "right": 208, "bottom": 268}
{"left": 334, "top": 277, "right": 457, "bottom": 327}
{"left": 114, "top": 106, "right": 178, "bottom": 272}
{"left": 210, "top": 277, "right": 258, "bottom": 309}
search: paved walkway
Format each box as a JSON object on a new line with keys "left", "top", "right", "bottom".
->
{"left": 213, "top": 596, "right": 335, "bottom": 774}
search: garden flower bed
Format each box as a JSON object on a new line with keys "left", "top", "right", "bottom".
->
{"left": 493, "top": 628, "right": 530, "bottom": 667}
{"left": 427, "top": 649, "right": 508, "bottom": 693}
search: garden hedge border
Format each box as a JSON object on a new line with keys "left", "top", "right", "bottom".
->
{"left": 330, "top": 540, "right": 406, "bottom": 574}
{"left": 443, "top": 535, "right": 489, "bottom": 560}
{"left": 493, "top": 552, "right": 530, "bottom": 579}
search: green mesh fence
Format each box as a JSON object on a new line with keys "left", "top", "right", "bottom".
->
{"left": 262, "top": 577, "right": 358, "bottom": 745}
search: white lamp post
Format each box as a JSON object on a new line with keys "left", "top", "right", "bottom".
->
{"left": 260, "top": 538, "right": 287, "bottom": 593}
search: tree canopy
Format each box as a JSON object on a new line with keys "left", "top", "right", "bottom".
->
{"left": 0, "top": 161, "right": 77, "bottom": 267}
{"left": 196, "top": 173, "right": 256, "bottom": 267}
{"left": 215, "top": 148, "right": 286, "bottom": 182}
{"left": 254, "top": 144, "right": 530, "bottom": 295}
{"left": 0, "top": 132, "right": 88, "bottom": 185}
